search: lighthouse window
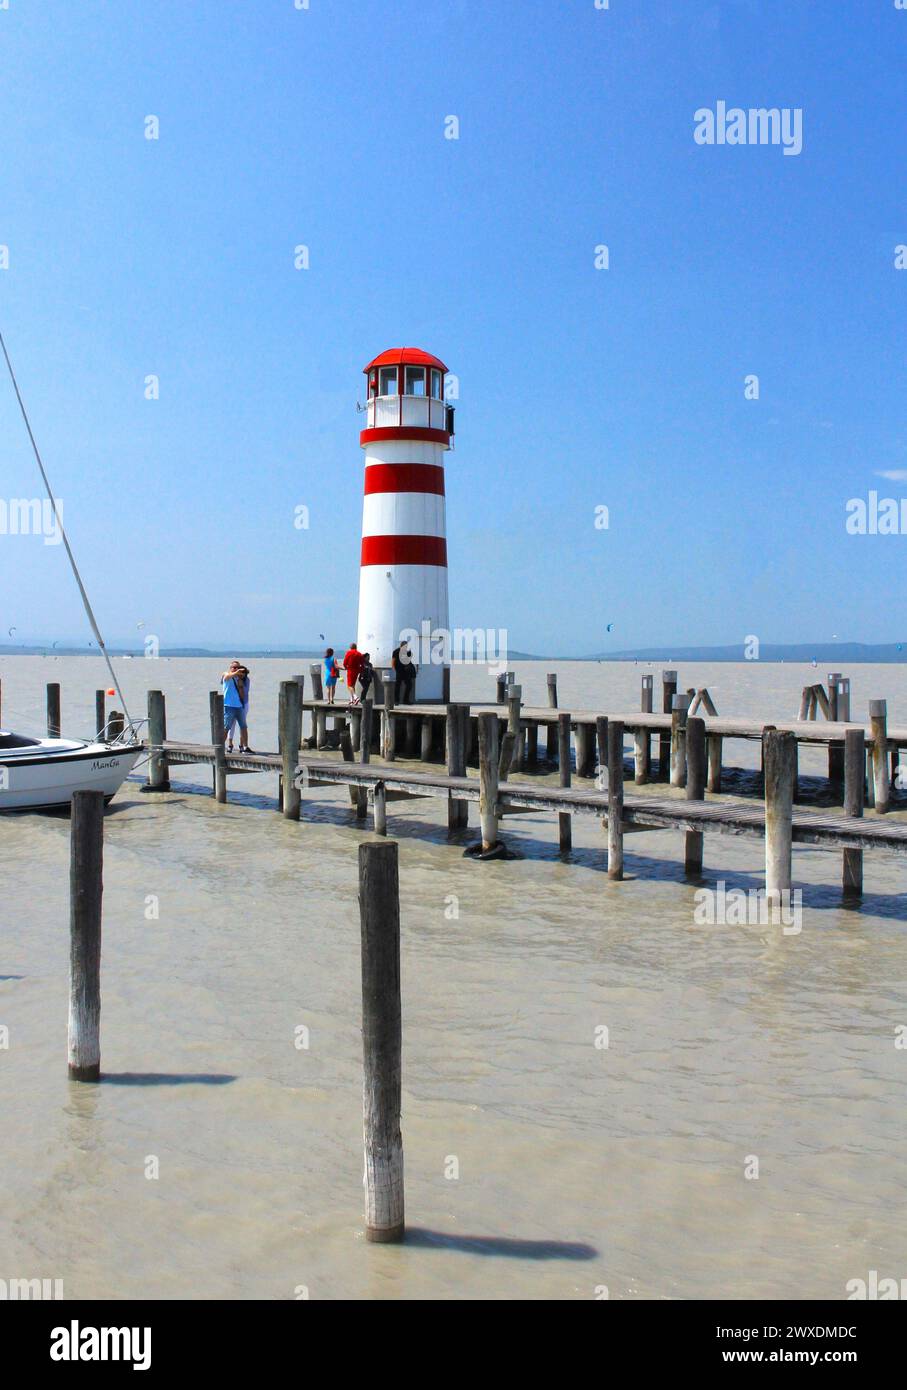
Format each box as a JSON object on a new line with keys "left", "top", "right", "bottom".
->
{"left": 404, "top": 366, "right": 426, "bottom": 396}
{"left": 378, "top": 366, "right": 397, "bottom": 396}
{"left": 430, "top": 369, "right": 442, "bottom": 399}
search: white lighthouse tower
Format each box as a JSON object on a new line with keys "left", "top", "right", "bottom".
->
{"left": 357, "top": 347, "right": 453, "bottom": 702}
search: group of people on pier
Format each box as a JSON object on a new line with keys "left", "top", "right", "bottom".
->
{"left": 221, "top": 641, "right": 418, "bottom": 749}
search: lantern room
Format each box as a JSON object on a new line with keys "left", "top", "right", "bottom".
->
{"left": 361, "top": 346, "right": 454, "bottom": 446}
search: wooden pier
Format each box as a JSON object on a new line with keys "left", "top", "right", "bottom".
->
{"left": 142, "top": 667, "right": 907, "bottom": 901}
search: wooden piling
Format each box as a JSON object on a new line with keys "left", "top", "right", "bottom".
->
{"left": 107, "top": 709, "right": 125, "bottom": 742}
{"left": 764, "top": 728, "right": 795, "bottom": 896}
{"left": 635, "top": 675, "right": 652, "bottom": 783}
{"left": 477, "top": 712, "right": 499, "bottom": 851}
{"left": 95, "top": 689, "right": 106, "bottom": 739}
{"left": 350, "top": 706, "right": 362, "bottom": 752}
{"left": 209, "top": 691, "right": 227, "bottom": 803}
{"left": 47, "top": 681, "right": 61, "bottom": 738}
{"left": 707, "top": 735, "right": 723, "bottom": 793}
{"left": 685, "top": 715, "right": 706, "bottom": 876}
{"left": 146, "top": 690, "right": 170, "bottom": 791}
{"left": 827, "top": 674, "right": 844, "bottom": 793}
{"left": 372, "top": 781, "right": 387, "bottom": 836}
{"left": 446, "top": 703, "right": 468, "bottom": 831}
{"left": 280, "top": 680, "right": 302, "bottom": 820}
{"left": 419, "top": 716, "right": 432, "bottom": 763}
{"left": 659, "top": 670, "right": 677, "bottom": 781}
{"left": 843, "top": 728, "right": 865, "bottom": 896}
{"left": 507, "top": 685, "right": 522, "bottom": 772}
{"left": 68, "top": 790, "right": 104, "bottom": 1082}
{"left": 405, "top": 714, "right": 420, "bottom": 759}
{"left": 670, "top": 692, "right": 689, "bottom": 788}
{"left": 869, "top": 700, "right": 890, "bottom": 814}
{"left": 557, "top": 711, "right": 571, "bottom": 853}
{"left": 547, "top": 673, "right": 559, "bottom": 763}
{"left": 383, "top": 686, "right": 397, "bottom": 762}
{"left": 575, "top": 722, "right": 595, "bottom": 779}
{"left": 358, "top": 840, "right": 404, "bottom": 1243}
{"left": 498, "top": 729, "right": 516, "bottom": 781}
{"left": 357, "top": 700, "right": 372, "bottom": 819}
{"left": 526, "top": 722, "right": 539, "bottom": 765}
{"left": 496, "top": 672, "right": 508, "bottom": 704}
{"left": 607, "top": 720, "right": 624, "bottom": 879}
{"left": 798, "top": 686, "right": 811, "bottom": 721}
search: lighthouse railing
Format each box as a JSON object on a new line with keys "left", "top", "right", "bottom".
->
{"left": 366, "top": 395, "right": 448, "bottom": 432}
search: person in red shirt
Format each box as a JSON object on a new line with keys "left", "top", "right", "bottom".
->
{"left": 342, "top": 642, "right": 365, "bottom": 704}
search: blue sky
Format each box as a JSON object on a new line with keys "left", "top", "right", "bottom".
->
{"left": 0, "top": 0, "right": 904, "bottom": 654}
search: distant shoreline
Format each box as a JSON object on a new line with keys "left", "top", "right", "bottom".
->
{"left": 2, "top": 643, "right": 906, "bottom": 664}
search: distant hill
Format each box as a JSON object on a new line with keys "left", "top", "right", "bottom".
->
{"left": 587, "top": 643, "right": 907, "bottom": 664}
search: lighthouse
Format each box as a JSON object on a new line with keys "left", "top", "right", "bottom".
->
{"left": 357, "top": 347, "right": 453, "bottom": 702}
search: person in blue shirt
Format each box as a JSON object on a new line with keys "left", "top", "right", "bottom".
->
{"left": 324, "top": 648, "right": 340, "bottom": 705}
{"left": 222, "top": 659, "right": 252, "bottom": 753}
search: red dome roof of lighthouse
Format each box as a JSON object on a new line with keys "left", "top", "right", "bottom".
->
{"left": 364, "top": 346, "right": 448, "bottom": 373}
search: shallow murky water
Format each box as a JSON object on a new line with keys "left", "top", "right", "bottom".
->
{"left": 1, "top": 657, "right": 905, "bottom": 1299}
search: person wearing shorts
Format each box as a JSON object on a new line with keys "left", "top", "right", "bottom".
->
{"left": 222, "top": 659, "right": 252, "bottom": 752}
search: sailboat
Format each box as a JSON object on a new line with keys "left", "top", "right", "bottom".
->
{"left": 0, "top": 333, "right": 142, "bottom": 811}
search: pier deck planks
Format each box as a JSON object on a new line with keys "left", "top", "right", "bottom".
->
{"left": 151, "top": 741, "right": 907, "bottom": 855}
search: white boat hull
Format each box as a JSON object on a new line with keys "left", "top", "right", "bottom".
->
{"left": 0, "top": 738, "right": 140, "bottom": 811}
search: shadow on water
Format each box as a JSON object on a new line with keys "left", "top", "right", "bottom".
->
{"left": 403, "top": 1227, "right": 597, "bottom": 1260}
{"left": 163, "top": 778, "right": 906, "bottom": 918}
{"left": 100, "top": 1072, "right": 238, "bottom": 1087}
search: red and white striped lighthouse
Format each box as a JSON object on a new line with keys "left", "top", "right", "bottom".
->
{"left": 357, "top": 347, "right": 453, "bottom": 701}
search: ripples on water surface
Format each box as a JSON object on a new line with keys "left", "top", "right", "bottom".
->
{"left": 1, "top": 658, "right": 905, "bottom": 1298}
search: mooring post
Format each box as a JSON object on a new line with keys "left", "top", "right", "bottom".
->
{"left": 547, "top": 672, "right": 559, "bottom": 763}
{"left": 527, "top": 721, "right": 539, "bottom": 765}
{"left": 47, "top": 681, "right": 61, "bottom": 738}
{"left": 707, "top": 734, "right": 723, "bottom": 793}
{"left": 659, "top": 670, "right": 677, "bottom": 781}
{"left": 670, "top": 691, "right": 690, "bottom": 788}
{"left": 446, "top": 703, "right": 469, "bottom": 831}
{"left": 350, "top": 706, "right": 362, "bottom": 752}
{"left": 827, "top": 673, "right": 844, "bottom": 795}
{"left": 383, "top": 686, "right": 396, "bottom": 762}
{"left": 68, "top": 789, "right": 104, "bottom": 1082}
{"left": 798, "top": 686, "right": 811, "bottom": 721}
{"left": 764, "top": 728, "right": 795, "bottom": 897}
{"left": 95, "top": 689, "right": 106, "bottom": 739}
{"left": 595, "top": 715, "right": 608, "bottom": 792}
{"left": 372, "top": 781, "right": 387, "bottom": 836}
{"left": 209, "top": 691, "right": 227, "bottom": 802}
{"left": 340, "top": 724, "right": 359, "bottom": 807}
{"left": 807, "top": 686, "right": 819, "bottom": 720}
{"left": 356, "top": 700, "right": 372, "bottom": 820}
{"left": 310, "top": 663, "right": 326, "bottom": 748}
{"left": 146, "top": 690, "right": 170, "bottom": 791}
{"left": 869, "top": 700, "right": 890, "bottom": 814}
{"left": 685, "top": 715, "right": 706, "bottom": 876}
{"left": 507, "top": 684, "right": 522, "bottom": 772}
{"left": 405, "top": 713, "right": 420, "bottom": 758}
{"left": 358, "top": 840, "right": 404, "bottom": 1243}
{"left": 498, "top": 727, "right": 516, "bottom": 781}
{"left": 280, "top": 679, "right": 302, "bottom": 820}
{"left": 575, "top": 720, "right": 595, "bottom": 779}
{"left": 477, "top": 711, "right": 500, "bottom": 852}
{"left": 420, "top": 716, "right": 433, "bottom": 763}
{"left": 107, "top": 709, "right": 125, "bottom": 741}
{"left": 635, "top": 675, "right": 653, "bottom": 783}
{"left": 607, "top": 720, "right": 624, "bottom": 880}
{"left": 843, "top": 727, "right": 865, "bottom": 896}
{"left": 496, "top": 672, "right": 507, "bottom": 704}
{"left": 557, "top": 711, "right": 572, "bottom": 853}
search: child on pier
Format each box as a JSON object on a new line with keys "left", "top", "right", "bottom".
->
{"left": 324, "top": 648, "right": 340, "bottom": 704}
{"left": 357, "top": 652, "right": 374, "bottom": 702}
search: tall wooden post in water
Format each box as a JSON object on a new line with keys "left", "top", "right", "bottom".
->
{"left": 764, "top": 728, "right": 795, "bottom": 897}
{"left": 280, "top": 679, "right": 302, "bottom": 820}
{"left": 68, "top": 790, "right": 104, "bottom": 1082}
{"left": 358, "top": 841, "right": 404, "bottom": 1243}
{"left": 843, "top": 727, "right": 864, "bottom": 897}
{"left": 209, "top": 691, "right": 227, "bottom": 803}
{"left": 146, "top": 690, "right": 170, "bottom": 792}
{"left": 47, "top": 682, "right": 61, "bottom": 738}
{"left": 659, "top": 670, "right": 677, "bottom": 781}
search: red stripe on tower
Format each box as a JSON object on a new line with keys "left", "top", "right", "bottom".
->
{"left": 364, "top": 463, "right": 446, "bottom": 496}
{"left": 360, "top": 534, "right": 448, "bottom": 567}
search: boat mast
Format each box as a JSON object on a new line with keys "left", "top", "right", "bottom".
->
{"left": 0, "top": 330, "right": 133, "bottom": 729}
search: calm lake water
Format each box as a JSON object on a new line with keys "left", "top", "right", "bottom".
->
{"left": 1, "top": 656, "right": 905, "bottom": 1299}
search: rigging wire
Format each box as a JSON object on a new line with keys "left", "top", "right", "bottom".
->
{"left": 0, "top": 329, "right": 132, "bottom": 728}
